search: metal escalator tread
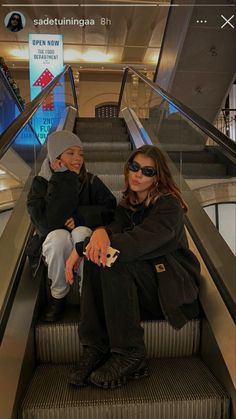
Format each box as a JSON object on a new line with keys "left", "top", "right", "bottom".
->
{"left": 86, "top": 161, "right": 125, "bottom": 174}
{"left": 80, "top": 134, "right": 130, "bottom": 143}
{"left": 20, "top": 357, "right": 229, "bottom": 419}
{"left": 36, "top": 315, "right": 200, "bottom": 363}
{"left": 84, "top": 151, "right": 130, "bottom": 162}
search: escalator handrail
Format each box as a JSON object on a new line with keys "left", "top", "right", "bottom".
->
{"left": 0, "top": 65, "right": 77, "bottom": 159}
{"left": 0, "top": 68, "right": 41, "bottom": 145}
{"left": 118, "top": 67, "right": 236, "bottom": 158}
{"left": 0, "top": 67, "right": 24, "bottom": 112}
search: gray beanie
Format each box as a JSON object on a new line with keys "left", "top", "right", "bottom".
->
{"left": 47, "top": 130, "right": 83, "bottom": 163}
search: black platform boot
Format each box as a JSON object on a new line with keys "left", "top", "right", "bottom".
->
{"left": 42, "top": 296, "right": 66, "bottom": 322}
{"left": 69, "top": 347, "right": 109, "bottom": 387}
{"left": 90, "top": 347, "right": 148, "bottom": 389}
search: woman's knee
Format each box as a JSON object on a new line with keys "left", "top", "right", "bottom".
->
{"left": 71, "top": 226, "right": 92, "bottom": 244}
{"left": 42, "top": 229, "right": 71, "bottom": 256}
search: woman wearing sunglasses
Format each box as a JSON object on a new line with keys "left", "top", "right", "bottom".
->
{"left": 6, "top": 12, "right": 23, "bottom": 32}
{"left": 66, "top": 144, "right": 201, "bottom": 389}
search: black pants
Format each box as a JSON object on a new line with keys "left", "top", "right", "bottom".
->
{"left": 79, "top": 259, "right": 164, "bottom": 353}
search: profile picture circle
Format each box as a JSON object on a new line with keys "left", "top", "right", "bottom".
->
{"left": 4, "top": 11, "right": 25, "bottom": 32}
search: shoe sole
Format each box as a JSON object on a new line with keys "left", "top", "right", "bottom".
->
{"left": 69, "top": 353, "right": 111, "bottom": 388}
{"left": 90, "top": 365, "right": 149, "bottom": 389}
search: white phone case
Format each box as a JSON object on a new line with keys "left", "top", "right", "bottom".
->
{"left": 83, "top": 245, "right": 120, "bottom": 267}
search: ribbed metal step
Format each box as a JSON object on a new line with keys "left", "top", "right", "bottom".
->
{"left": 76, "top": 117, "right": 124, "bottom": 127}
{"left": 161, "top": 143, "right": 205, "bottom": 152}
{"left": 20, "top": 357, "right": 229, "bottom": 419}
{"left": 84, "top": 150, "right": 130, "bottom": 162}
{"left": 80, "top": 133, "right": 130, "bottom": 142}
{"left": 148, "top": 120, "right": 206, "bottom": 145}
{"left": 158, "top": 131, "right": 204, "bottom": 145}
{"left": 36, "top": 311, "right": 200, "bottom": 363}
{"left": 175, "top": 163, "right": 227, "bottom": 177}
{"left": 98, "top": 174, "right": 124, "bottom": 191}
{"left": 77, "top": 126, "right": 127, "bottom": 134}
{"left": 83, "top": 142, "right": 131, "bottom": 152}
{"left": 86, "top": 161, "right": 124, "bottom": 175}
{"left": 86, "top": 160, "right": 227, "bottom": 178}
{"left": 168, "top": 150, "right": 217, "bottom": 164}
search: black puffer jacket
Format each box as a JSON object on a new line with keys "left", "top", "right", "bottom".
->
{"left": 27, "top": 170, "right": 116, "bottom": 237}
{"left": 105, "top": 194, "right": 201, "bottom": 329}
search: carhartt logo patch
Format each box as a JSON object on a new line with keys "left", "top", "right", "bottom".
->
{"left": 155, "top": 263, "right": 166, "bottom": 273}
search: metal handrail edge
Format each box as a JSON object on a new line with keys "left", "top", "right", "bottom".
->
{"left": 0, "top": 64, "right": 77, "bottom": 159}
{"left": 118, "top": 66, "right": 236, "bottom": 157}
{"left": 0, "top": 69, "right": 41, "bottom": 145}
{"left": 0, "top": 68, "right": 24, "bottom": 112}
{"left": 184, "top": 216, "right": 236, "bottom": 323}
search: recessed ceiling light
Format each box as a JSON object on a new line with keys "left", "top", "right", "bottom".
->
{"left": 64, "top": 49, "right": 81, "bottom": 61}
{"left": 10, "top": 48, "right": 29, "bottom": 59}
{"left": 81, "top": 51, "right": 113, "bottom": 62}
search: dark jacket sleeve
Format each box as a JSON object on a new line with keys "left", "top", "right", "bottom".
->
{"left": 110, "top": 195, "right": 185, "bottom": 262}
{"left": 27, "top": 171, "right": 82, "bottom": 235}
{"left": 76, "top": 175, "right": 116, "bottom": 228}
{"left": 105, "top": 205, "right": 131, "bottom": 235}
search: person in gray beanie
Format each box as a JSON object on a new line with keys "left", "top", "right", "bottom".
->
{"left": 47, "top": 130, "right": 84, "bottom": 164}
{"left": 27, "top": 130, "right": 116, "bottom": 322}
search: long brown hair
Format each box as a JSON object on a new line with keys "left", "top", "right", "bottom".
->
{"left": 121, "top": 145, "right": 188, "bottom": 212}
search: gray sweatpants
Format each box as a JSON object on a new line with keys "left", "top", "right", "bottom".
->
{"left": 42, "top": 226, "right": 92, "bottom": 299}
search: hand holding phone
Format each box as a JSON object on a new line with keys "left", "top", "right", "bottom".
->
{"left": 83, "top": 245, "right": 120, "bottom": 267}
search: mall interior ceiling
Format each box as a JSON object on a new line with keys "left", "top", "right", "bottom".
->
{"left": 0, "top": 0, "right": 171, "bottom": 72}
{"left": 0, "top": 0, "right": 235, "bottom": 121}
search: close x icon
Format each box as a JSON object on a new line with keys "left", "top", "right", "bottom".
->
{"left": 221, "top": 14, "right": 235, "bottom": 29}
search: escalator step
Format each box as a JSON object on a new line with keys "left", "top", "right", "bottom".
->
{"left": 84, "top": 150, "right": 130, "bottom": 162}
{"left": 79, "top": 133, "right": 130, "bottom": 142}
{"left": 20, "top": 357, "right": 229, "bottom": 419}
{"left": 86, "top": 161, "right": 125, "bottom": 175}
{"left": 83, "top": 142, "right": 131, "bottom": 151}
{"left": 77, "top": 126, "right": 127, "bottom": 134}
{"left": 76, "top": 117, "right": 124, "bottom": 126}
{"left": 97, "top": 174, "right": 124, "bottom": 190}
{"left": 175, "top": 163, "right": 228, "bottom": 177}
{"left": 36, "top": 315, "right": 200, "bottom": 363}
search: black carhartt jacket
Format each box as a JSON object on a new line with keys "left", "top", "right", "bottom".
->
{"left": 27, "top": 170, "right": 116, "bottom": 238}
{"left": 105, "top": 194, "right": 200, "bottom": 329}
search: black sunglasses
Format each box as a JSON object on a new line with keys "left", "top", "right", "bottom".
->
{"left": 128, "top": 161, "right": 157, "bottom": 177}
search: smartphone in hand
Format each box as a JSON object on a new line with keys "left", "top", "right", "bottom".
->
{"left": 83, "top": 245, "right": 120, "bottom": 267}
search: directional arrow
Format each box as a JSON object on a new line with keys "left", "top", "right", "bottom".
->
{"left": 33, "top": 68, "right": 60, "bottom": 111}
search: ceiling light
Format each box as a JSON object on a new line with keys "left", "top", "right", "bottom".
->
{"left": 64, "top": 49, "right": 81, "bottom": 61}
{"left": 81, "top": 51, "right": 113, "bottom": 62}
{"left": 10, "top": 48, "right": 29, "bottom": 59}
{"left": 150, "top": 53, "right": 159, "bottom": 63}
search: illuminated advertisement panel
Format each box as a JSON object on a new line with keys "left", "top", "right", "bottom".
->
{"left": 29, "top": 33, "right": 64, "bottom": 144}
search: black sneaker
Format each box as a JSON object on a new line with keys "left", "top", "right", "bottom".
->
{"left": 42, "top": 296, "right": 66, "bottom": 322}
{"left": 69, "top": 347, "right": 109, "bottom": 387}
{"left": 90, "top": 348, "right": 148, "bottom": 389}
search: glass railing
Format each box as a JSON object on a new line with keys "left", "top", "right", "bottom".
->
{"left": 0, "top": 65, "right": 77, "bottom": 330}
{"left": 118, "top": 67, "right": 236, "bottom": 321}
{"left": 119, "top": 67, "right": 236, "bottom": 225}
{"left": 0, "top": 68, "right": 24, "bottom": 135}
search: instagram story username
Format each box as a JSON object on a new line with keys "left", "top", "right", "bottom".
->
{"left": 33, "top": 17, "right": 112, "bottom": 27}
